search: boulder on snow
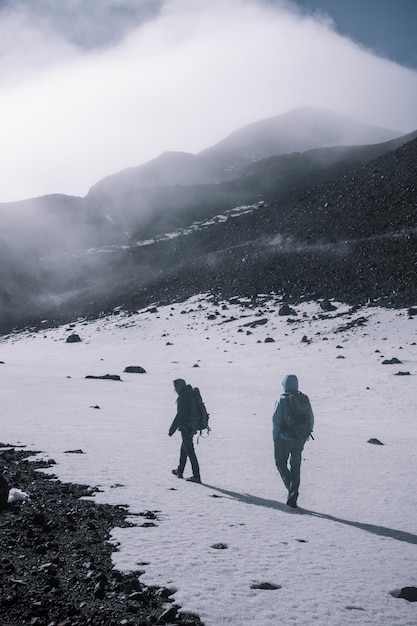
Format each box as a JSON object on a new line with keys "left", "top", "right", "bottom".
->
{"left": 124, "top": 366, "right": 146, "bottom": 374}
{"left": 381, "top": 357, "right": 402, "bottom": 364}
{"left": 66, "top": 333, "right": 82, "bottom": 343}
{"left": 399, "top": 587, "right": 417, "bottom": 602}
{"left": 279, "top": 304, "right": 297, "bottom": 316}
{"left": 85, "top": 374, "right": 122, "bottom": 381}
{"left": 367, "top": 438, "right": 384, "bottom": 445}
{"left": 243, "top": 318, "right": 268, "bottom": 328}
{"left": 320, "top": 300, "right": 337, "bottom": 312}
{"left": 250, "top": 582, "right": 282, "bottom": 590}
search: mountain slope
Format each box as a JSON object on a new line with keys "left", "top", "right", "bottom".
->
{"left": 88, "top": 106, "right": 401, "bottom": 198}
{"left": 0, "top": 133, "right": 415, "bottom": 334}
{"left": 0, "top": 113, "right": 415, "bottom": 333}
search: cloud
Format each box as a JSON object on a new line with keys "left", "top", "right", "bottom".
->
{"left": 0, "top": 0, "right": 417, "bottom": 202}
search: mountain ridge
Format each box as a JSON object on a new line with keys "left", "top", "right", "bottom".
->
{"left": 0, "top": 107, "right": 416, "bottom": 334}
{"left": 88, "top": 105, "right": 401, "bottom": 198}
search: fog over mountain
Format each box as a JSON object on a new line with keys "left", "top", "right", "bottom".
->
{"left": 0, "top": 106, "right": 416, "bottom": 334}
{"left": 89, "top": 107, "right": 400, "bottom": 196}
{"left": 1, "top": 0, "right": 417, "bottom": 202}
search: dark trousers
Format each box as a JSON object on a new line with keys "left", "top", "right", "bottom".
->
{"left": 274, "top": 437, "right": 306, "bottom": 494}
{"left": 178, "top": 430, "right": 200, "bottom": 478}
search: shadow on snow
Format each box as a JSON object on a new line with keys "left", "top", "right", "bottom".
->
{"left": 203, "top": 484, "right": 417, "bottom": 546}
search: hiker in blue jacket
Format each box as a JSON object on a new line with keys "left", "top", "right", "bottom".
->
{"left": 272, "top": 374, "right": 314, "bottom": 508}
{"left": 169, "top": 378, "right": 201, "bottom": 483}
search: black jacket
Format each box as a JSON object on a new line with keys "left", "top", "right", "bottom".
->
{"left": 169, "top": 385, "right": 194, "bottom": 435}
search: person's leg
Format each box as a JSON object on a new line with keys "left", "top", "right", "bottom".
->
{"left": 274, "top": 438, "right": 292, "bottom": 490}
{"left": 176, "top": 439, "right": 188, "bottom": 476}
{"left": 181, "top": 430, "right": 200, "bottom": 480}
{"left": 287, "top": 439, "right": 306, "bottom": 506}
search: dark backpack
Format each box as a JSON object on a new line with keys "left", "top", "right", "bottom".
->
{"left": 189, "top": 387, "right": 210, "bottom": 437}
{"left": 282, "top": 391, "right": 312, "bottom": 440}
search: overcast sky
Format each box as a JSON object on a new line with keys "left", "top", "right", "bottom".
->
{"left": 1, "top": 0, "right": 416, "bottom": 203}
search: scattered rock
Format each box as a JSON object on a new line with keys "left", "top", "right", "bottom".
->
{"left": 381, "top": 357, "right": 402, "bottom": 364}
{"left": 264, "top": 337, "right": 275, "bottom": 343}
{"left": 64, "top": 449, "right": 85, "bottom": 454}
{"left": 242, "top": 318, "right": 268, "bottom": 328}
{"left": 335, "top": 317, "right": 368, "bottom": 332}
{"left": 158, "top": 605, "right": 179, "bottom": 623}
{"left": 124, "top": 366, "right": 146, "bottom": 374}
{"left": 279, "top": 304, "right": 297, "bottom": 316}
{"left": 395, "top": 371, "right": 411, "bottom": 376}
{"left": 367, "top": 438, "right": 384, "bottom": 445}
{"left": 66, "top": 334, "right": 82, "bottom": 343}
{"left": 0, "top": 445, "right": 203, "bottom": 626}
{"left": 85, "top": 374, "right": 122, "bottom": 381}
{"left": 399, "top": 587, "right": 417, "bottom": 602}
{"left": 320, "top": 300, "right": 337, "bottom": 312}
{"left": 210, "top": 543, "right": 228, "bottom": 549}
{"left": 250, "top": 582, "right": 281, "bottom": 590}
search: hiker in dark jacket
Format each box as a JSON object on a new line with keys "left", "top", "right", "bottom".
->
{"left": 169, "top": 378, "right": 201, "bottom": 483}
{"left": 272, "top": 374, "right": 314, "bottom": 508}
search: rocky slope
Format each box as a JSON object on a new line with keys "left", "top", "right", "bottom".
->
{"left": 0, "top": 444, "right": 203, "bottom": 626}
{"left": 0, "top": 112, "right": 415, "bottom": 334}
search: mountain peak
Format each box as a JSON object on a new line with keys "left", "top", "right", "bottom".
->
{"left": 199, "top": 105, "right": 401, "bottom": 161}
{"left": 89, "top": 106, "right": 402, "bottom": 198}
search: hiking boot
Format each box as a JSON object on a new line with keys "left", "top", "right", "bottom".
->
{"left": 186, "top": 476, "right": 201, "bottom": 483}
{"left": 287, "top": 491, "right": 298, "bottom": 508}
{"left": 172, "top": 469, "right": 183, "bottom": 478}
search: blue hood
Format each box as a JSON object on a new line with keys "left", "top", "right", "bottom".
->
{"left": 282, "top": 374, "right": 299, "bottom": 393}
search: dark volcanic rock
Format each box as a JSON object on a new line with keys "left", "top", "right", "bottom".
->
{"left": 0, "top": 444, "right": 203, "bottom": 626}
{"left": 66, "top": 334, "right": 82, "bottom": 343}
{"left": 399, "top": 587, "right": 417, "bottom": 602}
{"left": 0, "top": 473, "right": 9, "bottom": 506}
{"left": 124, "top": 366, "right": 147, "bottom": 374}
{"left": 85, "top": 374, "right": 122, "bottom": 381}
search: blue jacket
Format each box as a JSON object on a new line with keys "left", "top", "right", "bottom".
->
{"left": 272, "top": 375, "right": 314, "bottom": 440}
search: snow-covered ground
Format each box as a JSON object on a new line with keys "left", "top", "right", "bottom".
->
{"left": 1, "top": 296, "right": 416, "bottom": 625}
